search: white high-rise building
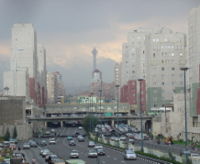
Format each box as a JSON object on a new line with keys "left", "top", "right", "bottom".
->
{"left": 3, "top": 24, "right": 47, "bottom": 106}
{"left": 11, "top": 24, "right": 37, "bottom": 78}
{"left": 188, "top": 6, "right": 200, "bottom": 116}
{"left": 121, "top": 27, "right": 187, "bottom": 109}
{"left": 4, "top": 24, "right": 37, "bottom": 99}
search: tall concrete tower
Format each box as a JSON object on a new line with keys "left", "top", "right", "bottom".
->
{"left": 92, "top": 48, "right": 97, "bottom": 72}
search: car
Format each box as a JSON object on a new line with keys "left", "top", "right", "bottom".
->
{"left": 96, "top": 148, "right": 105, "bottom": 156}
{"left": 9, "top": 143, "right": 17, "bottom": 150}
{"left": 67, "top": 136, "right": 73, "bottom": 141}
{"left": 69, "top": 140, "right": 76, "bottom": 146}
{"left": 12, "top": 152, "right": 25, "bottom": 160}
{"left": 52, "top": 158, "right": 65, "bottom": 164}
{"left": 70, "top": 150, "right": 79, "bottom": 158}
{"left": 128, "top": 138, "right": 135, "bottom": 144}
{"left": 49, "top": 138, "right": 56, "bottom": 144}
{"left": 29, "top": 140, "right": 37, "bottom": 147}
{"left": 88, "top": 149, "right": 98, "bottom": 158}
{"left": 45, "top": 153, "right": 58, "bottom": 162}
{"left": 41, "top": 149, "right": 51, "bottom": 158}
{"left": 94, "top": 145, "right": 103, "bottom": 150}
{"left": 120, "top": 136, "right": 127, "bottom": 141}
{"left": 41, "top": 140, "right": 47, "bottom": 146}
{"left": 78, "top": 126, "right": 83, "bottom": 130}
{"left": 88, "top": 141, "right": 95, "bottom": 147}
{"left": 77, "top": 135, "right": 85, "bottom": 142}
{"left": 23, "top": 143, "right": 30, "bottom": 149}
{"left": 123, "top": 149, "right": 137, "bottom": 160}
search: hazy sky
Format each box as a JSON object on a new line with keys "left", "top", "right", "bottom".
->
{"left": 0, "top": 0, "right": 199, "bottom": 93}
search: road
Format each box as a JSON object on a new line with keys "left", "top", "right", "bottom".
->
{"left": 18, "top": 127, "right": 151, "bottom": 164}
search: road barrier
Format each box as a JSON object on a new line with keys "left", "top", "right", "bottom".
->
{"left": 90, "top": 134, "right": 174, "bottom": 164}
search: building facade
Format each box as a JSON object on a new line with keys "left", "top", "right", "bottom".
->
{"left": 188, "top": 6, "right": 200, "bottom": 116}
{"left": 120, "top": 27, "right": 187, "bottom": 110}
{"left": 3, "top": 24, "right": 47, "bottom": 107}
{"left": 47, "top": 72, "right": 65, "bottom": 104}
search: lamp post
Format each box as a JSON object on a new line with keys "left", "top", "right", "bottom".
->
{"left": 99, "top": 80, "right": 103, "bottom": 117}
{"left": 180, "top": 67, "right": 189, "bottom": 163}
{"left": 138, "top": 78, "right": 144, "bottom": 152}
{"left": 115, "top": 84, "right": 120, "bottom": 127}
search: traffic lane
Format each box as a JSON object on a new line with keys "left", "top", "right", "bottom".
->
{"left": 47, "top": 136, "right": 150, "bottom": 164}
{"left": 17, "top": 142, "right": 45, "bottom": 164}
{"left": 47, "top": 136, "right": 97, "bottom": 164}
{"left": 54, "top": 128, "right": 150, "bottom": 164}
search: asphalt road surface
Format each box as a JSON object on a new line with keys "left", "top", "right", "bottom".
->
{"left": 18, "top": 127, "right": 152, "bottom": 164}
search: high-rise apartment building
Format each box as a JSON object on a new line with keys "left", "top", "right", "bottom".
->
{"left": 188, "top": 6, "right": 200, "bottom": 115}
{"left": 121, "top": 27, "right": 187, "bottom": 110}
{"left": 3, "top": 24, "right": 47, "bottom": 107}
{"left": 47, "top": 72, "right": 65, "bottom": 104}
{"left": 37, "top": 45, "right": 47, "bottom": 106}
{"left": 147, "top": 28, "right": 186, "bottom": 109}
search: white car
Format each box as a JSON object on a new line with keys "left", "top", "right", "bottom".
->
{"left": 49, "top": 138, "right": 56, "bottom": 144}
{"left": 88, "top": 141, "right": 95, "bottom": 147}
{"left": 70, "top": 150, "right": 79, "bottom": 158}
{"left": 78, "top": 126, "right": 83, "bottom": 130}
{"left": 124, "top": 149, "right": 137, "bottom": 160}
{"left": 88, "top": 149, "right": 98, "bottom": 158}
{"left": 23, "top": 143, "right": 30, "bottom": 149}
{"left": 94, "top": 145, "right": 103, "bottom": 150}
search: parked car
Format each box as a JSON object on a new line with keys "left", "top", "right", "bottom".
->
{"left": 70, "top": 150, "right": 79, "bottom": 158}
{"left": 123, "top": 149, "right": 137, "bottom": 160}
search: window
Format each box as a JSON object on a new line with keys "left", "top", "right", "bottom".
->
{"left": 161, "top": 67, "right": 165, "bottom": 71}
{"left": 153, "top": 53, "right": 156, "bottom": 57}
{"left": 172, "top": 67, "right": 175, "bottom": 71}
{"left": 162, "top": 82, "right": 165, "bottom": 85}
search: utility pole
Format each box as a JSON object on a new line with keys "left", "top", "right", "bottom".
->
{"left": 180, "top": 67, "right": 189, "bottom": 163}
{"left": 115, "top": 84, "right": 120, "bottom": 126}
{"left": 138, "top": 78, "right": 144, "bottom": 152}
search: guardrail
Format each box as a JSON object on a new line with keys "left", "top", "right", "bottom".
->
{"left": 90, "top": 134, "right": 174, "bottom": 164}
{"left": 101, "top": 143, "right": 173, "bottom": 164}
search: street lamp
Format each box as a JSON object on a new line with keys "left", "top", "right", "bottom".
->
{"left": 115, "top": 84, "right": 120, "bottom": 127}
{"left": 180, "top": 67, "right": 189, "bottom": 162}
{"left": 138, "top": 78, "right": 144, "bottom": 152}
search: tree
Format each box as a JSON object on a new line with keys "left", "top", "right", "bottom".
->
{"left": 13, "top": 126, "right": 17, "bottom": 139}
{"left": 83, "top": 115, "right": 99, "bottom": 133}
{"left": 4, "top": 128, "right": 10, "bottom": 141}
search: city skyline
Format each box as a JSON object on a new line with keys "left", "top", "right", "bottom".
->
{"left": 0, "top": 0, "right": 200, "bottom": 93}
